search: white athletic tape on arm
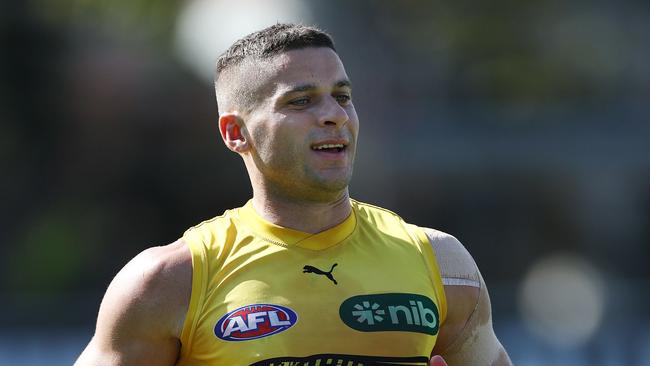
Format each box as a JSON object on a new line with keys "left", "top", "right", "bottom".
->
{"left": 424, "top": 228, "right": 480, "bottom": 288}
{"left": 442, "top": 277, "right": 480, "bottom": 287}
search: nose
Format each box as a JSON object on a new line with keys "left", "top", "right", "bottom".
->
{"left": 318, "top": 96, "right": 349, "bottom": 128}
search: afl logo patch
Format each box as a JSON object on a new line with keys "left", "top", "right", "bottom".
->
{"left": 214, "top": 304, "right": 298, "bottom": 341}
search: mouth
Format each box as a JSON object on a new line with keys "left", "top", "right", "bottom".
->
{"left": 311, "top": 142, "right": 347, "bottom": 153}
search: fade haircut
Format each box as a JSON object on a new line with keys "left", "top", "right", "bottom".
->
{"left": 214, "top": 23, "right": 336, "bottom": 115}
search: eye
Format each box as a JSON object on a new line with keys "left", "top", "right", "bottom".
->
{"left": 335, "top": 94, "right": 351, "bottom": 105}
{"left": 289, "top": 96, "right": 310, "bottom": 106}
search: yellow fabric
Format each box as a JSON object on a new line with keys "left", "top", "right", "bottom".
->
{"left": 177, "top": 199, "right": 447, "bottom": 366}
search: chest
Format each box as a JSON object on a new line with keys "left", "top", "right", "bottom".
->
{"left": 185, "top": 235, "right": 440, "bottom": 366}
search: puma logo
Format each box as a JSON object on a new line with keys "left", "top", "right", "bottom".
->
{"left": 303, "top": 263, "right": 338, "bottom": 285}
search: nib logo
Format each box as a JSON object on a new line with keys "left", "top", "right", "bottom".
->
{"left": 352, "top": 301, "right": 385, "bottom": 325}
{"left": 340, "top": 293, "right": 439, "bottom": 335}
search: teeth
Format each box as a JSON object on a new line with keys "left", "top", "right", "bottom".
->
{"left": 313, "top": 144, "right": 344, "bottom": 150}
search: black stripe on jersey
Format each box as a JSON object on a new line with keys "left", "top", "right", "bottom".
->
{"left": 250, "top": 353, "right": 429, "bottom": 366}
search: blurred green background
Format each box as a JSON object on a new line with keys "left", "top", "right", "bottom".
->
{"left": 1, "top": 0, "right": 649, "bottom": 364}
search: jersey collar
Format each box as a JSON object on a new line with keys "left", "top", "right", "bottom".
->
{"left": 236, "top": 200, "right": 357, "bottom": 250}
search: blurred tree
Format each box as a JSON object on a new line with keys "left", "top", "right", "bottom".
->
{"left": 33, "top": 0, "right": 183, "bottom": 47}
{"left": 374, "top": 0, "right": 643, "bottom": 104}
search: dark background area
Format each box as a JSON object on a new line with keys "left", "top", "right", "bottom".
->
{"left": 1, "top": 0, "right": 649, "bottom": 364}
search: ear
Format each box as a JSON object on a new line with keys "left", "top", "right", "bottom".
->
{"left": 218, "top": 113, "right": 249, "bottom": 153}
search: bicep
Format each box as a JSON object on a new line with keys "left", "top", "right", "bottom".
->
{"left": 75, "top": 245, "right": 190, "bottom": 366}
{"left": 75, "top": 335, "right": 180, "bottom": 366}
{"left": 423, "top": 228, "right": 511, "bottom": 365}
{"left": 76, "top": 305, "right": 181, "bottom": 366}
{"left": 436, "top": 273, "right": 511, "bottom": 365}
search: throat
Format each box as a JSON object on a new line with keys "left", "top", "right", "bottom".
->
{"left": 251, "top": 193, "right": 351, "bottom": 234}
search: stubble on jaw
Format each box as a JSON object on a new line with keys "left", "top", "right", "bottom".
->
{"left": 250, "top": 123, "right": 356, "bottom": 203}
{"left": 250, "top": 152, "right": 354, "bottom": 205}
{"left": 218, "top": 51, "right": 357, "bottom": 204}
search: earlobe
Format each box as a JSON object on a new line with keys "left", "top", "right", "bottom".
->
{"left": 218, "top": 114, "right": 249, "bottom": 153}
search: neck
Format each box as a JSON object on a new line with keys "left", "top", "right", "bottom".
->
{"left": 251, "top": 187, "right": 352, "bottom": 234}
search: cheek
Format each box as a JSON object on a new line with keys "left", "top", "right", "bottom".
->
{"left": 274, "top": 127, "right": 304, "bottom": 158}
{"left": 252, "top": 122, "right": 302, "bottom": 164}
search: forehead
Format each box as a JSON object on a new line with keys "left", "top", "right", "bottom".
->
{"left": 263, "top": 47, "right": 350, "bottom": 93}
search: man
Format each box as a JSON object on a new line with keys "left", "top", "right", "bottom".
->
{"left": 76, "top": 24, "right": 512, "bottom": 366}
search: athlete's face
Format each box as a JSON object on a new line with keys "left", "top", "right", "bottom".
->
{"left": 244, "top": 47, "right": 359, "bottom": 201}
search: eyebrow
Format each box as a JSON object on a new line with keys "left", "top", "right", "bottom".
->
{"left": 280, "top": 79, "right": 352, "bottom": 95}
{"left": 335, "top": 80, "right": 352, "bottom": 89}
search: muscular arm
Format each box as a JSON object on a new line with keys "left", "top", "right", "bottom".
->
{"left": 75, "top": 240, "right": 192, "bottom": 366}
{"left": 424, "top": 229, "right": 512, "bottom": 366}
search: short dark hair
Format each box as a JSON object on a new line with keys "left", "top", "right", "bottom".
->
{"left": 216, "top": 23, "right": 336, "bottom": 75}
{"left": 214, "top": 23, "right": 336, "bottom": 114}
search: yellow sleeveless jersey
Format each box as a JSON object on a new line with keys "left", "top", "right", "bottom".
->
{"left": 177, "top": 199, "right": 447, "bottom": 366}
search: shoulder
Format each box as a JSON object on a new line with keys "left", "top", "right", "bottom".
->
{"left": 75, "top": 240, "right": 192, "bottom": 365}
{"left": 182, "top": 208, "right": 242, "bottom": 249}
{"left": 351, "top": 199, "right": 402, "bottom": 219}
{"left": 351, "top": 200, "right": 414, "bottom": 233}
{"left": 421, "top": 228, "right": 480, "bottom": 287}
{"left": 98, "top": 239, "right": 193, "bottom": 339}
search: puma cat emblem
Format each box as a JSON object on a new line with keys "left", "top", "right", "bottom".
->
{"left": 303, "top": 263, "right": 338, "bottom": 285}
